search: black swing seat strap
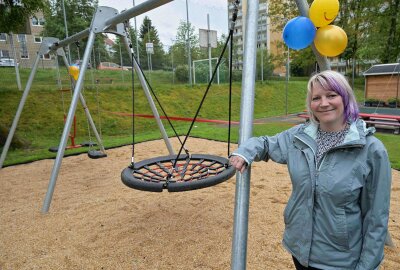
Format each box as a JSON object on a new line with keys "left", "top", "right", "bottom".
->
{"left": 121, "top": 154, "right": 236, "bottom": 192}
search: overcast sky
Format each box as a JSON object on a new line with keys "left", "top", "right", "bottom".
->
{"left": 97, "top": 0, "right": 229, "bottom": 47}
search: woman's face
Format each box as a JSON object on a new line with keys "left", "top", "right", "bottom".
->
{"left": 310, "top": 82, "right": 345, "bottom": 131}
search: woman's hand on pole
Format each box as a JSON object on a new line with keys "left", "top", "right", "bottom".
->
{"left": 229, "top": 155, "right": 247, "bottom": 173}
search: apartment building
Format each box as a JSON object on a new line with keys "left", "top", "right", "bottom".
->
{"left": 0, "top": 11, "right": 56, "bottom": 69}
{"left": 228, "top": 0, "right": 285, "bottom": 74}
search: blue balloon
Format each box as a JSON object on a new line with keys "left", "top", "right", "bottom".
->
{"left": 283, "top": 16, "right": 316, "bottom": 50}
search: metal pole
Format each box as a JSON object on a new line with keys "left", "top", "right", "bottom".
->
{"left": 217, "top": 63, "right": 220, "bottom": 84}
{"left": 294, "top": 0, "right": 330, "bottom": 71}
{"left": 42, "top": 31, "right": 97, "bottom": 213}
{"left": 0, "top": 53, "right": 41, "bottom": 168}
{"left": 122, "top": 36, "right": 175, "bottom": 155}
{"left": 185, "top": 0, "right": 192, "bottom": 85}
{"left": 193, "top": 61, "right": 196, "bottom": 84}
{"left": 8, "top": 33, "right": 22, "bottom": 90}
{"left": 285, "top": 47, "right": 289, "bottom": 116}
{"left": 119, "top": 41, "right": 124, "bottom": 82}
{"left": 171, "top": 43, "right": 174, "bottom": 84}
{"left": 207, "top": 14, "right": 212, "bottom": 82}
{"left": 231, "top": 1, "right": 259, "bottom": 269}
{"left": 396, "top": 60, "right": 400, "bottom": 108}
{"left": 261, "top": 47, "right": 263, "bottom": 83}
{"left": 61, "top": 0, "right": 72, "bottom": 64}
{"left": 133, "top": 0, "right": 140, "bottom": 64}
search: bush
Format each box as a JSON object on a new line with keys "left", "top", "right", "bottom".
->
{"left": 387, "top": 98, "right": 400, "bottom": 108}
{"left": 231, "top": 70, "right": 242, "bottom": 81}
{"left": 175, "top": 65, "right": 189, "bottom": 83}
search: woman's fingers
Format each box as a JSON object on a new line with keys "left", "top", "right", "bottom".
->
{"left": 229, "top": 156, "right": 247, "bottom": 173}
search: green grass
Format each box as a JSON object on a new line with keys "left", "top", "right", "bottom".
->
{"left": 1, "top": 68, "right": 399, "bottom": 170}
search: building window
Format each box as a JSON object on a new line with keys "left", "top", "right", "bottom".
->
{"left": 17, "top": 34, "right": 29, "bottom": 59}
{"left": 41, "top": 54, "right": 51, "bottom": 60}
{"left": 34, "top": 36, "right": 42, "bottom": 43}
{"left": 0, "top": 50, "right": 10, "bottom": 58}
{"left": 32, "top": 16, "right": 45, "bottom": 26}
{"left": 0, "top": 33, "right": 7, "bottom": 41}
{"left": 32, "top": 17, "right": 39, "bottom": 26}
{"left": 17, "top": 34, "right": 26, "bottom": 43}
{"left": 20, "top": 46, "right": 29, "bottom": 59}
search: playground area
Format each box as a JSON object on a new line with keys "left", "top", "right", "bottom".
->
{"left": 1, "top": 137, "right": 399, "bottom": 269}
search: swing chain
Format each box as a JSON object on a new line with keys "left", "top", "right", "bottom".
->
{"left": 124, "top": 23, "right": 137, "bottom": 169}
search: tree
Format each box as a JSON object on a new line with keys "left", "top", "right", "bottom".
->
{"left": 43, "top": 0, "right": 110, "bottom": 66}
{"left": 111, "top": 25, "right": 139, "bottom": 67}
{"left": 169, "top": 20, "right": 199, "bottom": 67}
{"left": 138, "top": 16, "right": 164, "bottom": 70}
{"left": 290, "top": 47, "right": 316, "bottom": 76}
{"left": 0, "top": 0, "right": 47, "bottom": 33}
{"left": 381, "top": 0, "right": 400, "bottom": 62}
{"left": 360, "top": 0, "right": 400, "bottom": 63}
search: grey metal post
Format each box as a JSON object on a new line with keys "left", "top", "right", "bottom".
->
{"left": 119, "top": 42, "right": 125, "bottom": 82}
{"left": 122, "top": 35, "right": 175, "bottom": 155}
{"left": 59, "top": 51, "right": 106, "bottom": 153}
{"left": 61, "top": 0, "right": 72, "bottom": 64}
{"left": 133, "top": 0, "right": 140, "bottom": 65}
{"left": 42, "top": 31, "right": 96, "bottom": 213}
{"left": 9, "top": 33, "right": 22, "bottom": 90}
{"left": 231, "top": 0, "right": 259, "bottom": 269}
{"left": 193, "top": 61, "right": 196, "bottom": 84}
{"left": 294, "top": 0, "right": 330, "bottom": 71}
{"left": 285, "top": 47, "right": 289, "bottom": 116}
{"left": 185, "top": 0, "right": 192, "bottom": 85}
{"left": 0, "top": 52, "right": 41, "bottom": 168}
{"left": 207, "top": 14, "right": 212, "bottom": 82}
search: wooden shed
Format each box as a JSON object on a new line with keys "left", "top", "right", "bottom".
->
{"left": 363, "top": 63, "right": 400, "bottom": 103}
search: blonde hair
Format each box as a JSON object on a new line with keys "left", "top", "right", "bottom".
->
{"left": 306, "top": 70, "right": 359, "bottom": 124}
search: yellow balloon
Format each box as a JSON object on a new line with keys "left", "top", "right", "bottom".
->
{"left": 314, "top": 25, "right": 348, "bottom": 57}
{"left": 69, "top": 65, "right": 79, "bottom": 81}
{"left": 309, "top": 0, "right": 339, "bottom": 27}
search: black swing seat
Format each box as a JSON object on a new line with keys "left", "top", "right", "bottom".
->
{"left": 88, "top": 150, "right": 107, "bottom": 159}
{"left": 48, "top": 146, "right": 61, "bottom": 153}
{"left": 121, "top": 154, "right": 236, "bottom": 192}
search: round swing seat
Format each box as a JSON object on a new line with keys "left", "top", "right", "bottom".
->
{"left": 88, "top": 150, "right": 107, "bottom": 159}
{"left": 121, "top": 154, "right": 236, "bottom": 192}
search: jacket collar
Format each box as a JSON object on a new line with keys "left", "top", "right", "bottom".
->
{"left": 299, "top": 119, "right": 373, "bottom": 147}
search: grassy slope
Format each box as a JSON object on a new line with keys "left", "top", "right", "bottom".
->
{"left": 1, "top": 68, "right": 398, "bottom": 169}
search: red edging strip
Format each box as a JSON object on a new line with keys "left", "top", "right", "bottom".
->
{"left": 107, "top": 111, "right": 240, "bottom": 125}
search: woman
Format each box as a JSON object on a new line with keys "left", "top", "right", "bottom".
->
{"left": 229, "top": 70, "right": 391, "bottom": 270}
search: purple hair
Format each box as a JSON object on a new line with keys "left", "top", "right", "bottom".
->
{"left": 306, "top": 70, "right": 359, "bottom": 124}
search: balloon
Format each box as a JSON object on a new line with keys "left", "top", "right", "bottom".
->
{"left": 282, "top": 16, "right": 316, "bottom": 50}
{"left": 309, "top": 0, "right": 339, "bottom": 27}
{"left": 69, "top": 64, "right": 79, "bottom": 81}
{"left": 314, "top": 25, "right": 348, "bottom": 57}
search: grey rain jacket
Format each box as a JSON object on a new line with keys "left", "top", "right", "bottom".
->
{"left": 232, "top": 119, "right": 391, "bottom": 270}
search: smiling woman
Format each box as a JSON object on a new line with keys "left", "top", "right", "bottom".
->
{"left": 230, "top": 70, "right": 392, "bottom": 270}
